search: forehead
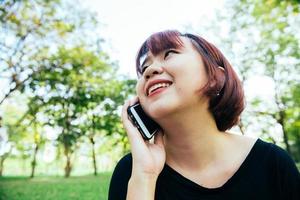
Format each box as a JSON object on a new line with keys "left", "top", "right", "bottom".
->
{"left": 138, "top": 32, "right": 182, "bottom": 59}
{"left": 138, "top": 36, "right": 192, "bottom": 66}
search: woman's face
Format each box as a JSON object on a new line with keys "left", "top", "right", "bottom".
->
{"left": 136, "top": 37, "right": 209, "bottom": 119}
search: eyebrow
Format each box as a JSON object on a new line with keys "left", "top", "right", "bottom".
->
{"left": 139, "top": 53, "right": 151, "bottom": 68}
{"left": 139, "top": 45, "right": 183, "bottom": 69}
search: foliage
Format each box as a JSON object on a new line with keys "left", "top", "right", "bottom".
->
{"left": 0, "top": 0, "right": 136, "bottom": 177}
{"left": 0, "top": 0, "right": 100, "bottom": 105}
{"left": 26, "top": 46, "right": 110, "bottom": 177}
{"left": 222, "top": 0, "right": 300, "bottom": 159}
{"left": 285, "top": 84, "right": 300, "bottom": 160}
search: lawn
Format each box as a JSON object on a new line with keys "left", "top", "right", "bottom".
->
{"left": 0, "top": 173, "right": 112, "bottom": 200}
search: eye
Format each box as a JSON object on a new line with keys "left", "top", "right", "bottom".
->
{"left": 141, "top": 65, "right": 149, "bottom": 74}
{"left": 164, "top": 49, "right": 178, "bottom": 59}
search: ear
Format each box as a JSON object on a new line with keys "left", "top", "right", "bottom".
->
{"left": 217, "top": 66, "right": 226, "bottom": 90}
{"left": 209, "top": 66, "right": 225, "bottom": 90}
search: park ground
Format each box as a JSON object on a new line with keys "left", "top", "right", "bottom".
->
{"left": 0, "top": 173, "right": 112, "bottom": 200}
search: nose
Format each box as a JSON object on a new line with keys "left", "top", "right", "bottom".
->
{"left": 143, "top": 64, "right": 164, "bottom": 79}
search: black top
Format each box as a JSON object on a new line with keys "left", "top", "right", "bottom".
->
{"left": 108, "top": 139, "right": 300, "bottom": 200}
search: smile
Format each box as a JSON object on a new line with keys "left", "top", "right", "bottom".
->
{"left": 148, "top": 82, "right": 171, "bottom": 96}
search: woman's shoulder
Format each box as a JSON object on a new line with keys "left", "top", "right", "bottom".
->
{"left": 253, "top": 138, "right": 293, "bottom": 160}
{"left": 230, "top": 134, "right": 297, "bottom": 170}
{"left": 108, "top": 153, "right": 132, "bottom": 199}
{"left": 110, "top": 153, "right": 133, "bottom": 186}
{"left": 245, "top": 137, "right": 299, "bottom": 175}
{"left": 113, "top": 153, "right": 133, "bottom": 175}
{"left": 259, "top": 139, "right": 298, "bottom": 169}
{"left": 117, "top": 153, "right": 133, "bottom": 165}
{"left": 230, "top": 134, "right": 290, "bottom": 160}
{"left": 254, "top": 139, "right": 300, "bottom": 198}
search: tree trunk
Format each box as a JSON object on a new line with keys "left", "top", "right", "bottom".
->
{"left": 282, "top": 128, "right": 291, "bottom": 154}
{"left": 90, "top": 137, "right": 97, "bottom": 176}
{"left": 0, "top": 155, "right": 7, "bottom": 177}
{"left": 278, "top": 110, "right": 291, "bottom": 154}
{"left": 0, "top": 150, "right": 10, "bottom": 177}
{"left": 30, "top": 144, "right": 39, "bottom": 178}
{"left": 65, "top": 155, "right": 71, "bottom": 178}
{"left": 270, "top": 137, "right": 277, "bottom": 145}
{"left": 238, "top": 119, "right": 245, "bottom": 135}
{"left": 64, "top": 145, "right": 72, "bottom": 178}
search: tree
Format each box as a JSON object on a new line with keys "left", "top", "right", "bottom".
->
{"left": 16, "top": 99, "right": 47, "bottom": 178}
{"left": 27, "top": 46, "right": 119, "bottom": 177}
{"left": 78, "top": 78, "right": 136, "bottom": 175}
{"left": 0, "top": 0, "right": 143, "bottom": 177}
{"left": 284, "top": 84, "right": 300, "bottom": 161}
{"left": 0, "top": 0, "right": 100, "bottom": 123}
{"left": 223, "top": 0, "right": 300, "bottom": 159}
{"left": 1, "top": 0, "right": 113, "bottom": 176}
{"left": 0, "top": 94, "right": 28, "bottom": 176}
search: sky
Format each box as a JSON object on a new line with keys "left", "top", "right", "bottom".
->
{"left": 84, "top": 0, "right": 226, "bottom": 77}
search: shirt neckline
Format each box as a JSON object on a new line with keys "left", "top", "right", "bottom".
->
{"left": 162, "top": 138, "right": 261, "bottom": 193}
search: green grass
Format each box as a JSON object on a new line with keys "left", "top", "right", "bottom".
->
{"left": 0, "top": 173, "right": 112, "bottom": 200}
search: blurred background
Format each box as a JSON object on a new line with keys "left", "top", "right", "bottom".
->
{"left": 0, "top": 0, "right": 299, "bottom": 199}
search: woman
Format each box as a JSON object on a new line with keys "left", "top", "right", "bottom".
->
{"left": 108, "top": 30, "right": 300, "bottom": 200}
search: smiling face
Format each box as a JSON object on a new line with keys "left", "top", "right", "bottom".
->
{"left": 136, "top": 36, "right": 210, "bottom": 119}
{"left": 134, "top": 30, "right": 245, "bottom": 131}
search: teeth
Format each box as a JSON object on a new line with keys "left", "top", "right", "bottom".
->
{"left": 148, "top": 83, "right": 171, "bottom": 95}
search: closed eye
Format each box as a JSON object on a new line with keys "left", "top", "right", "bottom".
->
{"left": 141, "top": 65, "right": 149, "bottom": 74}
{"left": 164, "top": 49, "right": 178, "bottom": 59}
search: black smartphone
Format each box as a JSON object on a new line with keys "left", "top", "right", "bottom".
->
{"left": 127, "top": 102, "right": 161, "bottom": 140}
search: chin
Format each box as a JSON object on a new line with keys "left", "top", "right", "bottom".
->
{"left": 146, "top": 101, "right": 178, "bottom": 120}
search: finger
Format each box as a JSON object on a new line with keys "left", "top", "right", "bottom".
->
{"left": 121, "top": 97, "right": 139, "bottom": 133}
{"left": 121, "top": 99, "right": 136, "bottom": 136}
{"left": 121, "top": 97, "right": 147, "bottom": 153}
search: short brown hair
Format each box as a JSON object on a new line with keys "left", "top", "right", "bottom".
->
{"left": 136, "top": 30, "right": 245, "bottom": 131}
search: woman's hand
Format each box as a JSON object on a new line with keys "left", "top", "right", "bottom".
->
{"left": 122, "top": 97, "right": 166, "bottom": 179}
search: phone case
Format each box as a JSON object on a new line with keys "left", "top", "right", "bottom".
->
{"left": 127, "top": 103, "right": 160, "bottom": 140}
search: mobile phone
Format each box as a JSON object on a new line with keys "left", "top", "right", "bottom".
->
{"left": 127, "top": 102, "right": 161, "bottom": 140}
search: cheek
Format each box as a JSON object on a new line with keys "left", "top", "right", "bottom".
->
{"left": 175, "top": 67, "right": 206, "bottom": 96}
{"left": 136, "top": 81, "right": 144, "bottom": 97}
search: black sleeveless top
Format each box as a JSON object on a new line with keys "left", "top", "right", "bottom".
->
{"left": 108, "top": 139, "right": 300, "bottom": 200}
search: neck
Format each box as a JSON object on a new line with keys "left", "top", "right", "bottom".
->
{"left": 158, "top": 105, "right": 228, "bottom": 171}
